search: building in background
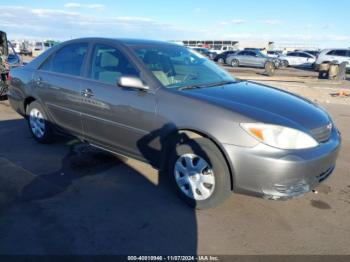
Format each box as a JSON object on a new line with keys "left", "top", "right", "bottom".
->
{"left": 173, "top": 39, "right": 320, "bottom": 54}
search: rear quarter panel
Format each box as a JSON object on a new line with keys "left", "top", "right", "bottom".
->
{"left": 8, "top": 66, "right": 35, "bottom": 116}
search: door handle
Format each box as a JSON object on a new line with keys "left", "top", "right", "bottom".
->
{"left": 34, "top": 76, "right": 42, "bottom": 85}
{"left": 81, "top": 88, "right": 94, "bottom": 98}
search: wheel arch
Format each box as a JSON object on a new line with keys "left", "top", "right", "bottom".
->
{"left": 23, "top": 96, "right": 37, "bottom": 117}
{"left": 161, "top": 128, "right": 235, "bottom": 191}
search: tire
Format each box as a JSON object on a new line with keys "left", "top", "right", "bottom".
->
{"left": 231, "top": 59, "right": 239, "bottom": 67}
{"left": 282, "top": 60, "right": 289, "bottom": 67}
{"left": 26, "top": 101, "right": 55, "bottom": 144}
{"left": 167, "top": 137, "right": 231, "bottom": 209}
{"left": 264, "top": 62, "right": 276, "bottom": 76}
{"left": 218, "top": 58, "right": 225, "bottom": 64}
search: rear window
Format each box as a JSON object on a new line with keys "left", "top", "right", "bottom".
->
{"left": 40, "top": 42, "right": 88, "bottom": 77}
{"left": 298, "top": 53, "right": 312, "bottom": 58}
{"left": 327, "top": 50, "right": 347, "bottom": 57}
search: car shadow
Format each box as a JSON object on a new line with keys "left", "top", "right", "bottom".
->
{"left": 0, "top": 118, "right": 198, "bottom": 255}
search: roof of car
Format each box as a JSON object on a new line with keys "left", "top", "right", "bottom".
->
{"left": 65, "top": 37, "right": 178, "bottom": 47}
{"left": 321, "top": 48, "right": 350, "bottom": 52}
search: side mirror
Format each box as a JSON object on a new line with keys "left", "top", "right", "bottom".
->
{"left": 118, "top": 76, "right": 149, "bottom": 91}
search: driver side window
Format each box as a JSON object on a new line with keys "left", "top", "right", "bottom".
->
{"left": 89, "top": 44, "right": 139, "bottom": 85}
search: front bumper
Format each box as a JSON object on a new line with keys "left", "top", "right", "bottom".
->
{"left": 223, "top": 127, "right": 341, "bottom": 200}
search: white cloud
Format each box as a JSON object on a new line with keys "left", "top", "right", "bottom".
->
{"left": 31, "top": 8, "right": 79, "bottom": 17}
{"left": 64, "top": 2, "right": 105, "bottom": 10}
{"left": 1, "top": 5, "right": 349, "bottom": 48}
{"left": 0, "top": 5, "right": 205, "bottom": 40}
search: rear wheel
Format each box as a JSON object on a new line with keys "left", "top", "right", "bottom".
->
{"left": 168, "top": 137, "right": 231, "bottom": 209}
{"left": 26, "top": 101, "right": 55, "bottom": 144}
{"left": 218, "top": 58, "right": 225, "bottom": 64}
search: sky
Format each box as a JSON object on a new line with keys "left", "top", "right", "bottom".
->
{"left": 0, "top": 0, "right": 349, "bottom": 48}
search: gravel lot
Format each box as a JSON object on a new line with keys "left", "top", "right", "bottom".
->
{"left": 0, "top": 65, "right": 349, "bottom": 255}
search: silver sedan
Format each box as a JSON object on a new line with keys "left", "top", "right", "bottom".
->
{"left": 226, "top": 50, "right": 279, "bottom": 68}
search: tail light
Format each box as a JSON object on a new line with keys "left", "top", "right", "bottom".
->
{"left": 6, "top": 72, "right": 11, "bottom": 82}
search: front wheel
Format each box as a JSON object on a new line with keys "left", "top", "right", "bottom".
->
{"left": 282, "top": 60, "right": 289, "bottom": 67}
{"left": 168, "top": 137, "right": 231, "bottom": 209}
{"left": 26, "top": 101, "right": 55, "bottom": 144}
{"left": 231, "top": 59, "right": 239, "bottom": 67}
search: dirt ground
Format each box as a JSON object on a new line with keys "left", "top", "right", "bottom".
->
{"left": 225, "top": 66, "right": 350, "bottom": 105}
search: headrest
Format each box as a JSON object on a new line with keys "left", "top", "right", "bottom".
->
{"left": 100, "top": 51, "right": 119, "bottom": 68}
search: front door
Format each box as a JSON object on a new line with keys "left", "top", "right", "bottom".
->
{"left": 79, "top": 43, "right": 157, "bottom": 158}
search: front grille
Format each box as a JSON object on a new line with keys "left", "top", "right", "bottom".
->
{"left": 311, "top": 123, "right": 332, "bottom": 143}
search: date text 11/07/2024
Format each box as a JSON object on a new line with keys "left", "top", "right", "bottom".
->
{"left": 127, "top": 255, "right": 220, "bottom": 261}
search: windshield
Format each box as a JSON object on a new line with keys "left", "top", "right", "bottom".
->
{"left": 132, "top": 45, "right": 234, "bottom": 89}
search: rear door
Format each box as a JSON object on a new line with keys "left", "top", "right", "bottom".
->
{"left": 238, "top": 51, "right": 249, "bottom": 66}
{"left": 293, "top": 52, "right": 306, "bottom": 65}
{"left": 33, "top": 42, "right": 89, "bottom": 136}
{"left": 243, "top": 51, "right": 254, "bottom": 66}
{"left": 298, "top": 52, "right": 314, "bottom": 66}
{"left": 287, "top": 52, "right": 298, "bottom": 65}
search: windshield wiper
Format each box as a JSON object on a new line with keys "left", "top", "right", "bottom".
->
{"left": 178, "top": 80, "right": 238, "bottom": 90}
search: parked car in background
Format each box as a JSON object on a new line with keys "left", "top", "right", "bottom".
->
{"left": 10, "top": 41, "right": 21, "bottom": 54}
{"left": 279, "top": 51, "right": 316, "bottom": 67}
{"left": 213, "top": 50, "right": 237, "bottom": 63}
{"left": 209, "top": 45, "right": 237, "bottom": 56}
{"left": 7, "top": 41, "right": 22, "bottom": 68}
{"left": 32, "top": 41, "right": 55, "bottom": 57}
{"left": 226, "top": 50, "right": 280, "bottom": 68}
{"left": 296, "top": 50, "right": 320, "bottom": 57}
{"left": 244, "top": 48, "right": 264, "bottom": 52}
{"left": 315, "top": 49, "right": 350, "bottom": 69}
{"left": 190, "top": 47, "right": 216, "bottom": 59}
{"left": 20, "top": 41, "right": 33, "bottom": 56}
{"left": 267, "top": 51, "right": 282, "bottom": 58}
{"left": 8, "top": 38, "right": 341, "bottom": 209}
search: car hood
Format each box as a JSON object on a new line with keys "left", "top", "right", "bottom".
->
{"left": 181, "top": 81, "right": 330, "bottom": 132}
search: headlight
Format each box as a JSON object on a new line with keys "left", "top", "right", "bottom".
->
{"left": 240, "top": 123, "right": 318, "bottom": 149}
